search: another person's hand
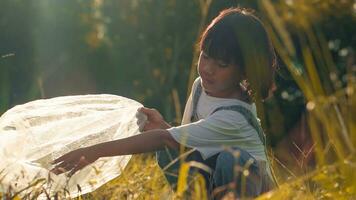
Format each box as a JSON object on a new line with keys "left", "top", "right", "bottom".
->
{"left": 51, "top": 147, "right": 99, "bottom": 176}
{"left": 137, "top": 107, "right": 171, "bottom": 131}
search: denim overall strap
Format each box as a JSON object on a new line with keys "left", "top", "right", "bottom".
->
{"left": 190, "top": 78, "right": 203, "bottom": 122}
{"left": 211, "top": 106, "right": 266, "bottom": 146}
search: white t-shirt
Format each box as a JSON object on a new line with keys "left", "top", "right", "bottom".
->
{"left": 168, "top": 77, "right": 267, "bottom": 161}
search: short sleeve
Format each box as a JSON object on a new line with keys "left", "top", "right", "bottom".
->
{"left": 168, "top": 110, "right": 258, "bottom": 148}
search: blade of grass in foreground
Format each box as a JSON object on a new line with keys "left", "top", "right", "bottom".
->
{"left": 257, "top": 0, "right": 356, "bottom": 199}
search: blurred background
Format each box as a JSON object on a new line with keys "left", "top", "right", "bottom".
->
{"left": 0, "top": 0, "right": 355, "bottom": 176}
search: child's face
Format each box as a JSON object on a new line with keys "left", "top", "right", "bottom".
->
{"left": 198, "top": 51, "right": 240, "bottom": 98}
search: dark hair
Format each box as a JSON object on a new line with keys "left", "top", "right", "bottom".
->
{"left": 199, "top": 7, "right": 276, "bottom": 102}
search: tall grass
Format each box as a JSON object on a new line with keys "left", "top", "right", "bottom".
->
{"left": 255, "top": 0, "right": 355, "bottom": 199}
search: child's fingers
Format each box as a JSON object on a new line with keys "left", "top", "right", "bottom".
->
{"left": 52, "top": 160, "right": 68, "bottom": 169}
{"left": 138, "top": 107, "right": 150, "bottom": 115}
{"left": 51, "top": 167, "right": 66, "bottom": 175}
{"left": 51, "top": 155, "right": 89, "bottom": 176}
{"left": 138, "top": 107, "right": 158, "bottom": 116}
{"left": 68, "top": 156, "right": 90, "bottom": 177}
{"left": 50, "top": 161, "right": 72, "bottom": 175}
{"left": 51, "top": 150, "right": 77, "bottom": 164}
{"left": 51, "top": 154, "right": 68, "bottom": 164}
{"left": 137, "top": 107, "right": 148, "bottom": 113}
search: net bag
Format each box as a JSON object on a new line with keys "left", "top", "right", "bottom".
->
{"left": 0, "top": 94, "right": 147, "bottom": 198}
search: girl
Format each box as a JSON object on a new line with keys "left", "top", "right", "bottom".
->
{"left": 52, "top": 7, "right": 277, "bottom": 199}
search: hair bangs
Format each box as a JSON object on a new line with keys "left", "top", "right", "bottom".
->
{"left": 201, "top": 22, "right": 242, "bottom": 66}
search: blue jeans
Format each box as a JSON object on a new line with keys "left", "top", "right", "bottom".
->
{"left": 156, "top": 147, "right": 274, "bottom": 199}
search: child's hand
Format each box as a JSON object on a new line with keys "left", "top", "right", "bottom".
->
{"left": 50, "top": 147, "right": 99, "bottom": 176}
{"left": 137, "top": 107, "right": 171, "bottom": 131}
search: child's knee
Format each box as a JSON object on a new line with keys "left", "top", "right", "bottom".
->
{"left": 213, "top": 151, "right": 236, "bottom": 187}
{"left": 213, "top": 150, "right": 262, "bottom": 195}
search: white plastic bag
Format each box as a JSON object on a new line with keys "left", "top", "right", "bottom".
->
{"left": 0, "top": 94, "right": 147, "bottom": 198}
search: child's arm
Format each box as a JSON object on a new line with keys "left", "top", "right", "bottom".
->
{"left": 51, "top": 129, "right": 179, "bottom": 176}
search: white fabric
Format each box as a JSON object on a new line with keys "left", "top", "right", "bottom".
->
{"left": 168, "top": 77, "right": 267, "bottom": 161}
{"left": 0, "top": 94, "right": 146, "bottom": 198}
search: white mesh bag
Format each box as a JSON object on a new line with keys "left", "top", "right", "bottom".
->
{"left": 0, "top": 94, "right": 147, "bottom": 198}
